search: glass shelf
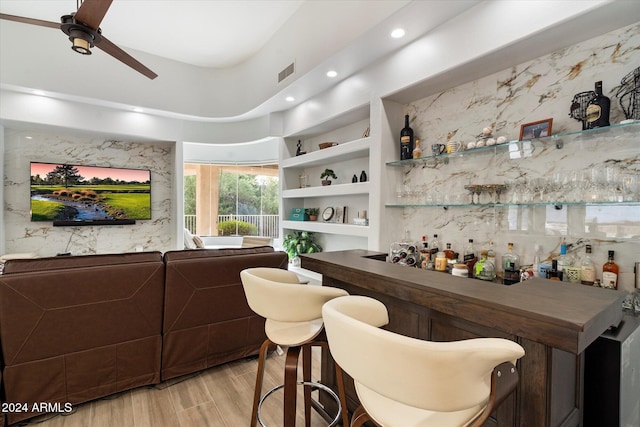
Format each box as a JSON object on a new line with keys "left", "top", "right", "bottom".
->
{"left": 385, "top": 120, "right": 639, "bottom": 167}
{"left": 386, "top": 201, "right": 640, "bottom": 208}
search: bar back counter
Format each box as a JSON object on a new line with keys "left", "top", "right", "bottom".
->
{"left": 301, "top": 250, "right": 627, "bottom": 427}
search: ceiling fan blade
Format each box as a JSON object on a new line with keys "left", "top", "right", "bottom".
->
{"left": 0, "top": 13, "right": 60, "bottom": 29}
{"left": 74, "top": 0, "right": 113, "bottom": 30}
{"left": 96, "top": 36, "right": 158, "bottom": 80}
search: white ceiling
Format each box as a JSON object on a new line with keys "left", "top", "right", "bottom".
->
{"left": 0, "top": 0, "right": 310, "bottom": 68}
{"left": 2, "top": 0, "right": 638, "bottom": 131}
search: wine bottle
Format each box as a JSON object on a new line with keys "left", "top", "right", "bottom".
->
{"left": 585, "top": 81, "right": 610, "bottom": 129}
{"left": 400, "top": 114, "right": 414, "bottom": 160}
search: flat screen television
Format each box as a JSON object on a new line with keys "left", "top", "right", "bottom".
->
{"left": 30, "top": 162, "right": 151, "bottom": 226}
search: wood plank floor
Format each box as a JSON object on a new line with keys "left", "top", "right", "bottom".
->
{"left": 18, "top": 348, "right": 331, "bottom": 427}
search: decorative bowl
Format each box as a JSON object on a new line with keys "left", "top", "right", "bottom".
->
{"left": 319, "top": 142, "right": 337, "bottom": 149}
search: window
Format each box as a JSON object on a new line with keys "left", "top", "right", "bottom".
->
{"left": 184, "top": 163, "right": 279, "bottom": 238}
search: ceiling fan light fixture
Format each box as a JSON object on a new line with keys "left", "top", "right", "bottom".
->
{"left": 70, "top": 30, "right": 93, "bottom": 54}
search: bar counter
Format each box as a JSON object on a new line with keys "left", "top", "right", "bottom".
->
{"left": 301, "top": 249, "right": 626, "bottom": 427}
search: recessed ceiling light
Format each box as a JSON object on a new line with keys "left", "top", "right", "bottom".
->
{"left": 326, "top": 70, "right": 338, "bottom": 78}
{"left": 133, "top": 107, "right": 144, "bottom": 113}
{"left": 285, "top": 96, "right": 295, "bottom": 102}
{"left": 25, "top": 136, "right": 33, "bottom": 139}
{"left": 390, "top": 28, "right": 406, "bottom": 38}
{"left": 32, "top": 90, "right": 45, "bottom": 96}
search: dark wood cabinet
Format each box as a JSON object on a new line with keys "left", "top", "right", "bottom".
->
{"left": 303, "top": 250, "right": 625, "bottom": 427}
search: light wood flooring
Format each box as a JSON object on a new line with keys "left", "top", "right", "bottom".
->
{"left": 17, "top": 348, "right": 331, "bottom": 427}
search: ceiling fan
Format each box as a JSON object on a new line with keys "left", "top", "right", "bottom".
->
{"left": 0, "top": 0, "right": 157, "bottom": 79}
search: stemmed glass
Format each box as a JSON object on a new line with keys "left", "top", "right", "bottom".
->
{"left": 621, "top": 173, "right": 638, "bottom": 201}
{"left": 527, "top": 178, "right": 547, "bottom": 203}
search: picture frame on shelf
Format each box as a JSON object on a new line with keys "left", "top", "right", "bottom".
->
{"left": 333, "top": 206, "right": 347, "bottom": 223}
{"left": 519, "top": 118, "right": 553, "bottom": 140}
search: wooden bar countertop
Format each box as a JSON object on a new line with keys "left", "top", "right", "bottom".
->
{"left": 301, "top": 249, "right": 626, "bottom": 355}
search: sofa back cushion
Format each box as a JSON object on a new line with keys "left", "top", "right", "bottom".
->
{"left": 160, "top": 247, "right": 288, "bottom": 379}
{"left": 2, "top": 251, "right": 162, "bottom": 274}
{"left": 0, "top": 252, "right": 165, "bottom": 365}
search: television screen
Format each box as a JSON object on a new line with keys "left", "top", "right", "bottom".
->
{"left": 30, "top": 162, "right": 151, "bottom": 223}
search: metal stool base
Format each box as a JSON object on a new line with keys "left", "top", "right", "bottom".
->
{"left": 257, "top": 380, "right": 342, "bottom": 427}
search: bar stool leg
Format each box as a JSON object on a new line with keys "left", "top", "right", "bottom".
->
{"left": 335, "top": 363, "right": 350, "bottom": 427}
{"left": 251, "top": 339, "right": 274, "bottom": 427}
{"left": 302, "top": 344, "right": 312, "bottom": 427}
{"left": 284, "top": 345, "right": 302, "bottom": 427}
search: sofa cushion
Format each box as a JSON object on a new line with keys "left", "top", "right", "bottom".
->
{"left": 2, "top": 251, "right": 162, "bottom": 274}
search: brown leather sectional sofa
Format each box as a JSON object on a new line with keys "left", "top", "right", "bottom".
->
{"left": 0, "top": 246, "right": 287, "bottom": 425}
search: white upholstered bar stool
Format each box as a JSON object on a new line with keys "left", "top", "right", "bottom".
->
{"left": 322, "top": 295, "right": 526, "bottom": 427}
{"left": 240, "top": 267, "right": 350, "bottom": 427}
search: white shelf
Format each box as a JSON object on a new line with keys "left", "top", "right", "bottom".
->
{"left": 282, "top": 182, "right": 370, "bottom": 198}
{"left": 282, "top": 220, "right": 370, "bottom": 237}
{"left": 281, "top": 137, "right": 370, "bottom": 169}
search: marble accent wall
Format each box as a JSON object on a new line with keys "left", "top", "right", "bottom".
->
{"left": 399, "top": 22, "right": 640, "bottom": 292}
{"left": 3, "top": 129, "right": 174, "bottom": 256}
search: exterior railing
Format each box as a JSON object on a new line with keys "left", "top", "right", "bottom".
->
{"left": 184, "top": 214, "right": 279, "bottom": 238}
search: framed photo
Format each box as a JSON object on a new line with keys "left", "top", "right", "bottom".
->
{"left": 333, "top": 206, "right": 347, "bottom": 223}
{"left": 519, "top": 118, "right": 553, "bottom": 140}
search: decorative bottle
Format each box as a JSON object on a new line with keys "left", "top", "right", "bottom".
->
{"left": 400, "top": 114, "right": 414, "bottom": 160}
{"left": 502, "top": 242, "right": 520, "bottom": 285}
{"left": 585, "top": 81, "right": 610, "bottom": 129}
{"left": 602, "top": 250, "right": 619, "bottom": 289}
{"left": 412, "top": 139, "right": 423, "bottom": 159}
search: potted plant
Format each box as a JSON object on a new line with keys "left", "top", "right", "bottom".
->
{"left": 321, "top": 168, "right": 337, "bottom": 186}
{"left": 306, "top": 208, "right": 319, "bottom": 221}
{"left": 282, "top": 231, "right": 322, "bottom": 266}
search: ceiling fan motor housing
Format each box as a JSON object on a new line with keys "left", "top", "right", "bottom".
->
{"left": 60, "top": 14, "right": 102, "bottom": 55}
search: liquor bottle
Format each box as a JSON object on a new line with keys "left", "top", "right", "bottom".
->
{"left": 502, "top": 242, "right": 520, "bottom": 285}
{"left": 474, "top": 250, "right": 496, "bottom": 281}
{"left": 547, "top": 259, "right": 561, "bottom": 281}
{"left": 486, "top": 240, "right": 496, "bottom": 266}
{"left": 532, "top": 244, "right": 541, "bottom": 278}
{"left": 602, "top": 250, "right": 619, "bottom": 289}
{"left": 429, "top": 234, "right": 441, "bottom": 260}
{"left": 580, "top": 244, "right": 596, "bottom": 286}
{"left": 556, "top": 240, "right": 571, "bottom": 282}
{"left": 444, "top": 243, "right": 456, "bottom": 260}
{"left": 420, "top": 235, "right": 430, "bottom": 268}
{"left": 585, "top": 81, "right": 610, "bottom": 129}
{"left": 400, "top": 114, "right": 414, "bottom": 160}
{"left": 463, "top": 239, "right": 477, "bottom": 273}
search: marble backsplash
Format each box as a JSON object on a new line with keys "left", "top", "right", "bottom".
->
{"left": 397, "top": 22, "right": 640, "bottom": 292}
{"left": 3, "top": 129, "right": 174, "bottom": 256}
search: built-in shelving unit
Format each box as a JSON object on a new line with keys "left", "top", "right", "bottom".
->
{"left": 279, "top": 108, "right": 373, "bottom": 253}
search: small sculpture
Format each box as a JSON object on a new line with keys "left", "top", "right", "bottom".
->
{"left": 615, "top": 66, "right": 640, "bottom": 121}
{"left": 359, "top": 170, "right": 367, "bottom": 182}
{"left": 295, "top": 140, "right": 306, "bottom": 156}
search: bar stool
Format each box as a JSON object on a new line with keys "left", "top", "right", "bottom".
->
{"left": 322, "top": 295, "right": 525, "bottom": 427}
{"left": 240, "top": 267, "right": 350, "bottom": 427}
